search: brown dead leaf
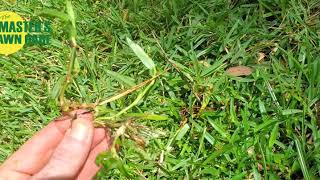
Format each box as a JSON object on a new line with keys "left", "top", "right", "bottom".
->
{"left": 257, "top": 163, "right": 263, "bottom": 171}
{"left": 226, "top": 66, "right": 253, "bottom": 77}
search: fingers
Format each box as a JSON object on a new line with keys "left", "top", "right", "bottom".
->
{"left": 0, "top": 114, "right": 73, "bottom": 175}
{"left": 0, "top": 169, "right": 30, "bottom": 180}
{"left": 91, "top": 128, "right": 107, "bottom": 149}
{"left": 0, "top": 109, "right": 105, "bottom": 180}
{"left": 32, "top": 112, "right": 94, "bottom": 179}
{"left": 76, "top": 129, "right": 112, "bottom": 180}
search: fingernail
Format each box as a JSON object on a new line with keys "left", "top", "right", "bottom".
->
{"left": 70, "top": 120, "right": 89, "bottom": 141}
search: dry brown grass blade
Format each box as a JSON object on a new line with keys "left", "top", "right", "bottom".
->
{"left": 98, "top": 74, "right": 161, "bottom": 106}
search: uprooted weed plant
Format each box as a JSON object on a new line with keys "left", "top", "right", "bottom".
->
{"left": 1, "top": 0, "right": 320, "bottom": 179}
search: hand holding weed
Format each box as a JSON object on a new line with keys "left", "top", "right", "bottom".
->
{"left": 0, "top": 109, "right": 111, "bottom": 180}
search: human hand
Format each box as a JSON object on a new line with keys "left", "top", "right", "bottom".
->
{"left": 0, "top": 109, "right": 111, "bottom": 180}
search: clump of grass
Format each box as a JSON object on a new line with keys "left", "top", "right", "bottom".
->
{"left": 38, "top": 1, "right": 164, "bottom": 177}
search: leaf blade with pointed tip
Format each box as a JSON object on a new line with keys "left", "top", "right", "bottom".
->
{"left": 259, "top": 99, "right": 266, "bottom": 114}
{"left": 35, "top": 9, "right": 70, "bottom": 22}
{"left": 208, "top": 119, "right": 230, "bottom": 140}
{"left": 125, "top": 113, "right": 168, "bottom": 120}
{"left": 269, "top": 123, "right": 279, "bottom": 148}
{"left": 66, "top": 0, "right": 75, "bottom": 27}
{"left": 176, "top": 124, "right": 190, "bottom": 140}
{"left": 294, "top": 135, "right": 311, "bottom": 180}
{"left": 106, "top": 70, "right": 136, "bottom": 87}
{"left": 282, "top": 109, "right": 303, "bottom": 115}
{"left": 51, "top": 75, "right": 65, "bottom": 99}
{"left": 126, "top": 37, "right": 155, "bottom": 70}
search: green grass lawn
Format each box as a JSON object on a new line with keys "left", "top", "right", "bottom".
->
{"left": 1, "top": 0, "right": 320, "bottom": 179}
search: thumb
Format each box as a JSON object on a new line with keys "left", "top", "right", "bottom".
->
{"left": 33, "top": 111, "right": 94, "bottom": 179}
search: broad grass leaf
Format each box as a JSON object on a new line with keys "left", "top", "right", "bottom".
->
{"left": 168, "top": 59, "right": 194, "bottom": 82}
{"left": 66, "top": 0, "right": 75, "bottom": 27}
{"left": 73, "top": 57, "right": 80, "bottom": 74}
{"left": 126, "top": 37, "right": 155, "bottom": 70}
{"left": 269, "top": 123, "right": 279, "bottom": 148}
{"left": 171, "top": 158, "right": 190, "bottom": 171}
{"left": 230, "top": 127, "right": 240, "bottom": 143}
{"left": 176, "top": 123, "right": 190, "bottom": 140}
{"left": 282, "top": 109, "right": 303, "bottom": 115}
{"left": 203, "top": 143, "right": 233, "bottom": 164}
{"left": 204, "top": 133, "right": 215, "bottom": 145}
{"left": 294, "top": 135, "right": 311, "bottom": 180}
{"left": 201, "top": 58, "right": 226, "bottom": 77}
{"left": 167, "top": 59, "right": 193, "bottom": 74}
{"left": 208, "top": 119, "right": 230, "bottom": 140}
{"left": 254, "top": 119, "right": 278, "bottom": 133}
{"left": 106, "top": 70, "right": 136, "bottom": 87}
{"left": 141, "top": 114, "right": 168, "bottom": 120}
{"left": 66, "top": 0, "right": 77, "bottom": 39}
{"left": 35, "top": 9, "right": 69, "bottom": 22}
{"left": 191, "top": 119, "right": 215, "bottom": 145}
{"left": 126, "top": 113, "right": 168, "bottom": 120}
{"left": 51, "top": 75, "right": 65, "bottom": 99}
{"left": 259, "top": 99, "right": 266, "bottom": 114}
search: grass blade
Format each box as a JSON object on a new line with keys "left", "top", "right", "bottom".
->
{"left": 176, "top": 123, "right": 190, "bottom": 141}
{"left": 126, "top": 37, "right": 155, "bottom": 70}
{"left": 203, "top": 143, "right": 233, "bottom": 165}
{"left": 269, "top": 123, "right": 279, "bottom": 148}
{"left": 106, "top": 70, "right": 136, "bottom": 87}
{"left": 66, "top": 0, "right": 76, "bottom": 42}
{"left": 35, "top": 9, "right": 69, "bottom": 22}
{"left": 208, "top": 119, "right": 230, "bottom": 140}
{"left": 282, "top": 109, "right": 303, "bottom": 115}
{"left": 259, "top": 99, "right": 266, "bottom": 114}
{"left": 294, "top": 135, "right": 311, "bottom": 180}
{"left": 125, "top": 113, "right": 168, "bottom": 120}
{"left": 51, "top": 75, "right": 65, "bottom": 99}
{"left": 98, "top": 74, "right": 160, "bottom": 106}
{"left": 66, "top": 0, "right": 76, "bottom": 28}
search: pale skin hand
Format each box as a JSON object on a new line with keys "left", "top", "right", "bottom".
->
{"left": 0, "top": 109, "right": 111, "bottom": 180}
